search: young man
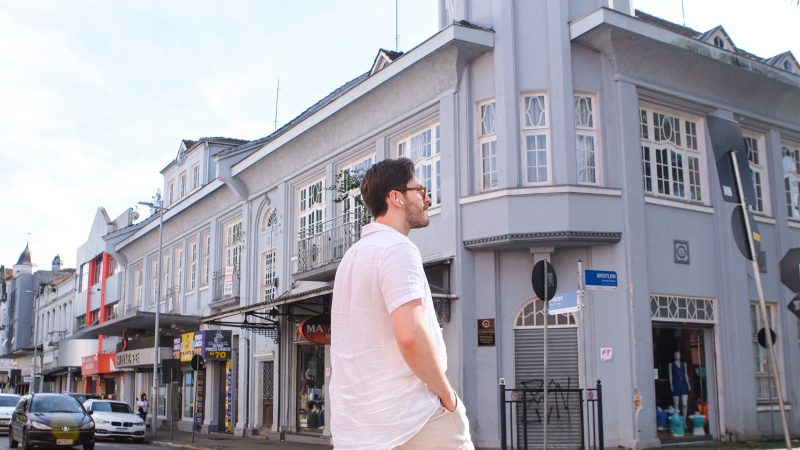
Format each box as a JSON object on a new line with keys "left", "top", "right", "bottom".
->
{"left": 330, "top": 158, "right": 473, "bottom": 449}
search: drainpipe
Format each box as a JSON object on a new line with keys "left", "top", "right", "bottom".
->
{"left": 244, "top": 331, "right": 250, "bottom": 434}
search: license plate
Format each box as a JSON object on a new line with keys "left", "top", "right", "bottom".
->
{"left": 56, "top": 440, "right": 73, "bottom": 446}
{"left": 116, "top": 427, "right": 128, "bottom": 431}
{"left": 0, "top": 420, "right": 8, "bottom": 425}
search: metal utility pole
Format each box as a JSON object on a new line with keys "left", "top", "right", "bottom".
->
{"left": 274, "top": 80, "right": 280, "bottom": 132}
{"left": 29, "top": 290, "right": 39, "bottom": 394}
{"left": 139, "top": 200, "right": 166, "bottom": 436}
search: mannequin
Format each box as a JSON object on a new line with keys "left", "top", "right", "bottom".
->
{"left": 669, "top": 351, "right": 690, "bottom": 420}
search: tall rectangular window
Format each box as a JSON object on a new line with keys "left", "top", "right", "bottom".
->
{"left": 338, "top": 154, "right": 374, "bottom": 223}
{"left": 134, "top": 267, "right": 143, "bottom": 308}
{"left": 298, "top": 179, "right": 325, "bottom": 238}
{"left": 521, "top": 94, "right": 550, "bottom": 184}
{"left": 150, "top": 260, "right": 159, "bottom": 305}
{"left": 750, "top": 303, "right": 780, "bottom": 404}
{"left": 262, "top": 249, "right": 277, "bottom": 301}
{"left": 201, "top": 233, "right": 211, "bottom": 288}
{"left": 191, "top": 164, "right": 200, "bottom": 190}
{"left": 162, "top": 255, "right": 171, "bottom": 303}
{"left": 223, "top": 220, "right": 243, "bottom": 269}
{"left": 189, "top": 242, "right": 197, "bottom": 291}
{"left": 575, "top": 94, "right": 599, "bottom": 185}
{"left": 168, "top": 181, "right": 175, "bottom": 205}
{"left": 175, "top": 248, "right": 184, "bottom": 292}
{"left": 640, "top": 106, "right": 705, "bottom": 203}
{"left": 782, "top": 143, "right": 800, "bottom": 219}
{"left": 478, "top": 100, "right": 497, "bottom": 190}
{"left": 744, "top": 134, "right": 769, "bottom": 215}
{"left": 397, "top": 123, "right": 442, "bottom": 205}
{"left": 180, "top": 172, "right": 187, "bottom": 197}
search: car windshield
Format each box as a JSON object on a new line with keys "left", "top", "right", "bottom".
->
{"left": 31, "top": 396, "right": 83, "bottom": 413}
{"left": 0, "top": 396, "right": 20, "bottom": 407}
{"left": 92, "top": 402, "right": 133, "bottom": 414}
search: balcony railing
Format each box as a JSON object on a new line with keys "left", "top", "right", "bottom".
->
{"left": 212, "top": 266, "right": 240, "bottom": 303}
{"left": 296, "top": 213, "right": 365, "bottom": 273}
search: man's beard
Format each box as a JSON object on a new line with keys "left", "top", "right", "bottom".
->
{"left": 405, "top": 202, "right": 429, "bottom": 229}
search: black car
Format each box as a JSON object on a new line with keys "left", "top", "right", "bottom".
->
{"left": 8, "top": 393, "right": 95, "bottom": 450}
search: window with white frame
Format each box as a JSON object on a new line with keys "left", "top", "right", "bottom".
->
{"left": 189, "top": 242, "right": 197, "bottom": 291}
{"left": 150, "top": 260, "right": 159, "bottom": 305}
{"left": 744, "top": 134, "right": 769, "bottom": 215}
{"left": 750, "top": 303, "right": 781, "bottom": 404}
{"left": 134, "top": 267, "right": 143, "bottom": 307}
{"left": 782, "top": 142, "right": 800, "bottom": 219}
{"left": 640, "top": 106, "right": 705, "bottom": 202}
{"left": 191, "top": 164, "right": 200, "bottom": 190}
{"left": 338, "top": 154, "right": 374, "bottom": 222}
{"left": 575, "top": 94, "right": 599, "bottom": 184}
{"left": 298, "top": 179, "right": 325, "bottom": 237}
{"left": 175, "top": 248, "right": 184, "bottom": 292}
{"left": 262, "top": 249, "right": 277, "bottom": 301}
{"left": 201, "top": 232, "right": 210, "bottom": 287}
{"left": 397, "top": 123, "right": 442, "bottom": 205}
{"left": 478, "top": 100, "right": 497, "bottom": 189}
{"left": 168, "top": 181, "right": 175, "bottom": 205}
{"left": 162, "top": 255, "right": 171, "bottom": 303}
{"left": 223, "top": 220, "right": 243, "bottom": 269}
{"left": 180, "top": 172, "right": 187, "bottom": 197}
{"left": 521, "top": 93, "right": 550, "bottom": 183}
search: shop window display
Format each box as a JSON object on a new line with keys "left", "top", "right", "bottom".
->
{"left": 297, "top": 345, "right": 325, "bottom": 432}
{"left": 652, "top": 326, "right": 710, "bottom": 441}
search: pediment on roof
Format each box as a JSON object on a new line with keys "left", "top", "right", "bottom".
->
{"left": 370, "top": 49, "right": 404, "bottom": 76}
{"left": 699, "top": 26, "right": 735, "bottom": 51}
{"left": 765, "top": 51, "right": 800, "bottom": 75}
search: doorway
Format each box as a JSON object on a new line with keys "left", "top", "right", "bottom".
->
{"left": 652, "top": 324, "right": 714, "bottom": 442}
{"left": 261, "top": 361, "right": 274, "bottom": 430}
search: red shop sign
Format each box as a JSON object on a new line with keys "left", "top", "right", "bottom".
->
{"left": 298, "top": 314, "right": 331, "bottom": 345}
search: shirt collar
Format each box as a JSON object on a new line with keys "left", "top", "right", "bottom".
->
{"left": 361, "top": 222, "right": 403, "bottom": 237}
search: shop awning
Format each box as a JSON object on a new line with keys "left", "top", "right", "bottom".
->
{"left": 201, "top": 286, "right": 333, "bottom": 323}
{"left": 69, "top": 310, "right": 200, "bottom": 339}
{"left": 42, "top": 366, "right": 80, "bottom": 381}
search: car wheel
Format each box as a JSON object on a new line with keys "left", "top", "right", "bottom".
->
{"left": 21, "top": 430, "right": 31, "bottom": 450}
{"left": 83, "top": 440, "right": 94, "bottom": 450}
{"left": 8, "top": 429, "right": 18, "bottom": 448}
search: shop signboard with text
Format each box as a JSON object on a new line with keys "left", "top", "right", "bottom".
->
{"left": 203, "top": 330, "right": 232, "bottom": 360}
{"left": 81, "top": 353, "right": 116, "bottom": 376}
{"left": 180, "top": 332, "right": 194, "bottom": 362}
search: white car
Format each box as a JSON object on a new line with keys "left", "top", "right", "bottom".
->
{"left": 82, "top": 399, "right": 145, "bottom": 442}
{"left": 0, "top": 394, "right": 20, "bottom": 433}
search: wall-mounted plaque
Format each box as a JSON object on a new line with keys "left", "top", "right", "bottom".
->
{"left": 477, "top": 318, "right": 495, "bottom": 347}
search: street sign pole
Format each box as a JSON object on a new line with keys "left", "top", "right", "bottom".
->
{"left": 542, "top": 260, "right": 548, "bottom": 450}
{"left": 731, "top": 151, "right": 791, "bottom": 449}
{"left": 577, "top": 260, "right": 587, "bottom": 392}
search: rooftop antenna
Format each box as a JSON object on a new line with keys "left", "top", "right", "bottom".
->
{"left": 274, "top": 79, "right": 280, "bottom": 132}
{"left": 681, "top": 0, "right": 686, "bottom": 26}
{"left": 395, "top": 0, "right": 399, "bottom": 52}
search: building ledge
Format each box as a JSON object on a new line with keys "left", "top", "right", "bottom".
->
{"left": 464, "top": 231, "right": 622, "bottom": 251}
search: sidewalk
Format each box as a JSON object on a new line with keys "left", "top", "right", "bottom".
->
{"left": 147, "top": 427, "right": 332, "bottom": 450}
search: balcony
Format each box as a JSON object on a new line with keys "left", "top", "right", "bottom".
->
{"left": 295, "top": 213, "right": 364, "bottom": 281}
{"left": 212, "top": 266, "right": 240, "bottom": 309}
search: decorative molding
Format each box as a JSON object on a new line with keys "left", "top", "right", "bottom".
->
{"left": 673, "top": 240, "right": 690, "bottom": 265}
{"left": 460, "top": 185, "right": 622, "bottom": 206}
{"left": 463, "top": 231, "right": 622, "bottom": 250}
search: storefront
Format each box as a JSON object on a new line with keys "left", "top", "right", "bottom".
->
{"left": 295, "top": 314, "right": 328, "bottom": 433}
{"left": 81, "top": 353, "right": 117, "bottom": 397}
{"left": 650, "top": 295, "right": 718, "bottom": 443}
{"left": 115, "top": 346, "right": 171, "bottom": 407}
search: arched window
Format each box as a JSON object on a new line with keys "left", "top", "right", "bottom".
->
{"left": 261, "top": 209, "right": 278, "bottom": 233}
{"left": 514, "top": 299, "right": 576, "bottom": 328}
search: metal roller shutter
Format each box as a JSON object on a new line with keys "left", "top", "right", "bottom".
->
{"left": 514, "top": 327, "right": 580, "bottom": 449}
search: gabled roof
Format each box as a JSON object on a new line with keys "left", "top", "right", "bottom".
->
{"left": 697, "top": 26, "right": 735, "bottom": 51}
{"left": 370, "top": 48, "right": 404, "bottom": 75}
{"left": 16, "top": 243, "right": 31, "bottom": 266}
{"left": 160, "top": 137, "right": 248, "bottom": 173}
{"left": 635, "top": 10, "right": 798, "bottom": 76}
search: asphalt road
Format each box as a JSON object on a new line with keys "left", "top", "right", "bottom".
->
{"left": 0, "top": 435, "right": 155, "bottom": 450}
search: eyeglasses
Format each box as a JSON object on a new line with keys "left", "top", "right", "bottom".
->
{"left": 396, "top": 186, "right": 428, "bottom": 198}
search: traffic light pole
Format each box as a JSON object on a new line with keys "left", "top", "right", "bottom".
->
{"left": 730, "top": 152, "right": 791, "bottom": 449}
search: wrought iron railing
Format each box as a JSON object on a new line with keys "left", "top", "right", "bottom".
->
{"left": 296, "top": 213, "right": 365, "bottom": 273}
{"left": 212, "top": 266, "right": 240, "bottom": 302}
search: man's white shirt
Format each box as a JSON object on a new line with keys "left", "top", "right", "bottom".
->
{"left": 330, "top": 223, "right": 446, "bottom": 450}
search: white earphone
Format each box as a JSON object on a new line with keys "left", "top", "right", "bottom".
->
{"left": 397, "top": 200, "right": 404, "bottom": 206}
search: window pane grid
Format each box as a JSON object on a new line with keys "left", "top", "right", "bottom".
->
{"left": 398, "top": 124, "right": 441, "bottom": 205}
{"left": 783, "top": 144, "right": 800, "bottom": 219}
{"left": 641, "top": 107, "right": 703, "bottom": 202}
{"left": 522, "top": 94, "right": 550, "bottom": 184}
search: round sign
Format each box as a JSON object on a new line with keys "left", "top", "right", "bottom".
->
{"left": 191, "top": 354, "right": 205, "bottom": 371}
{"left": 757, "top": 327, "right": 777, "bottom": 349}
{"left": 299, "top": 314, "right": 331, "bottom": 345}
{"left": 531, "top": 260, "right": 557, "bottom": 302}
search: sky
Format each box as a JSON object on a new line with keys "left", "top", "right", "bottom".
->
{"left": 0, "top": 0, "right": 798, "bottom": 270}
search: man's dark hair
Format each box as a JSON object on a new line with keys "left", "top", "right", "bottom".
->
{"left": 360, "top": 158, "right": 415, "bottom": 218}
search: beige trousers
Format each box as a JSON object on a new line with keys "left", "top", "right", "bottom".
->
{"left": 394, "top": 397, "right": 474, "bottom": 450}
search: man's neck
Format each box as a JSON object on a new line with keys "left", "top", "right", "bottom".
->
{"left": 375, "top": 214, "right": 410, "bottom": 236}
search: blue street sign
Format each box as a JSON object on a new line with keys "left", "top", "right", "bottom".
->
{"left": 548, "top": 291, "right": 579, "bottom": 315}
{"left": 585, "top": 270, "right": 618, "bottom": 290}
